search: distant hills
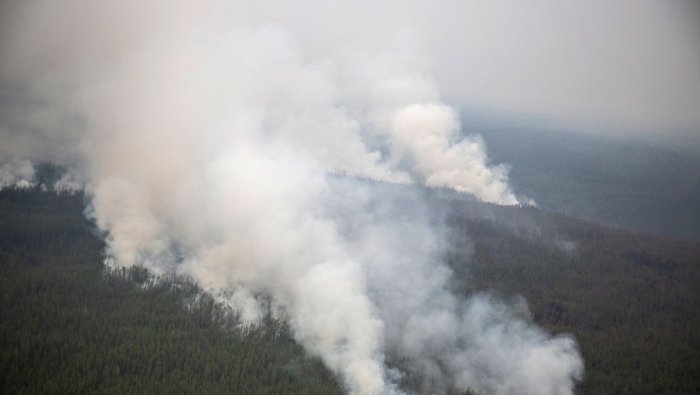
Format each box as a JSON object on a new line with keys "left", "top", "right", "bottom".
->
{"left": 475, "top": 126, "right": 700, "bottom": 241}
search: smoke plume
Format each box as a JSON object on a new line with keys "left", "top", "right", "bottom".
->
{"left": 0, "top": 1, "right": 582, "bottom": 394}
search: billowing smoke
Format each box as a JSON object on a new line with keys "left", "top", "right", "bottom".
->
{"left": 0, "top": 1, "right": 582, "bottom": 394}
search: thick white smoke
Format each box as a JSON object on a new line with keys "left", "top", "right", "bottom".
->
{"left": 0, "top": 1, "right": 582, "bottom": 394}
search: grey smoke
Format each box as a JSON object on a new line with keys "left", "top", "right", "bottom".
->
{"left": 0, "top": 1, "right": 583, "bottom": 394}
{"left": 0, "top": 159, "right": 34, "bottom": 189}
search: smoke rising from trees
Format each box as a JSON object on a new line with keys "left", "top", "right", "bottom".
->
{"left": 0, "top": 1, "right": 583, "bottom": 393}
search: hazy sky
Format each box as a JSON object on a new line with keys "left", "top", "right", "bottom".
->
{"left": 249, "top": 0, "right": 700, "bottom": 139}
{"left": 2, "top": 0, "right": 698, "bottom": 139}
{"left": 420, "top": 1, "right": 700, "bottom": 137}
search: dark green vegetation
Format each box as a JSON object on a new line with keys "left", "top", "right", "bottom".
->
{"left": 443, "top": 199, "right": 700, "bottom": 395}
{"left": 477, "top": 127, "right": 700, "bottom": 241}
{"left": 1, "top": 186, "right": 699, "bottom": 394}
{"left": 0, "top": 188, "right": 344, "bottom": 394}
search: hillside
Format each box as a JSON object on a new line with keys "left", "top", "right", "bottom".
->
{"left": 1, "top": 187, "right": 699, "bottom": 394}
{"left": 441, "top": 197, "right": 700, "bottom": 394}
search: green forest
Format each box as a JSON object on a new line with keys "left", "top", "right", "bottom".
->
{"left": 445, "top": 202, "right": 700, "bottom": 394}
{"left": 1, "top": 187, "right": 699, "bottom": 394}
{"left": 0, "top": 189, "right": 344, "bottom": 395}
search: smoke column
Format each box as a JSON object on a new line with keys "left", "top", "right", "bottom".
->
{"left": 0, "top": 1, "right": 582, "bottom": 394}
